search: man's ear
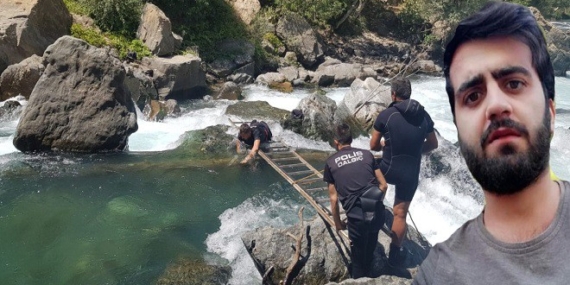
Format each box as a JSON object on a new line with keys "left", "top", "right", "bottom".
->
{"left": 549, "top": 99, "right": 556, "bottom": 136}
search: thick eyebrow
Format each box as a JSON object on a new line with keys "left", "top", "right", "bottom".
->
{"left": 456, "top": 74, "right": 484, "bottom": 97}
{"left": 491, "top": 66, "right": 531, "bottom": 80}
{"left": 455, "top": 66, "right": 531, "bottom": 97}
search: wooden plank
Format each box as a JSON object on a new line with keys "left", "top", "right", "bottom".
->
{"left": 286, "top": 170, "right": 315, "bottom": 176}
{"left": 296, "top": 177, "right": 323, "bottom": 185}
{"left": 271, "top": 157, "right": 298, "bottom": 162}
{"left": 279, "top": 163, "right": 306, "bottom": 169}
{"left": 306, "top": 187, "right": 327, "bottom": 193}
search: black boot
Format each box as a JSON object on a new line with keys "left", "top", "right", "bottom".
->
{"left": 388, "top": 243, "right": 406, "bottom": 268}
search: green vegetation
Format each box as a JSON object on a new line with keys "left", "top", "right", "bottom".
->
{"left": 273, "top": 0, "right": 350, "bottom": 28}
{"left": 63, "top": 0, "right": 88, "bottom": 15}
{"left": 148, "top": 0, "right": 249, "bottom": 62}
{"left": 65, "top": 0, "right": 150, "bottom": 60}
{"left": 80, "top": 0, "right": 144, "bottom": 37}
{"left": 63, "top": 0, "right": 569, "bottom": 67}
{"left": 70, "top": 24, "right": 151, "bottom": 60}
{"left": 263, "top": 33, "right": 284, "bottom": 49}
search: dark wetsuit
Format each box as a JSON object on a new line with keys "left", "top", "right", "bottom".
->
{"left": 373, "top": 99, "right": 434, "bottom": 201}
{"left": 238, "top": 121, "right": 272, "bottom": 147}
{"left": 323, "top": 146, "right": 384, "bottom": 278}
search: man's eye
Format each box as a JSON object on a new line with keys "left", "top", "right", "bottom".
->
{"left": 506, "top": 80, "right": 523, "bottom": 90}
{"left": 465, "top": 92, "right": 481, "bottom": 104}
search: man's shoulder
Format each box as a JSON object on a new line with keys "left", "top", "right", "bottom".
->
{"left": 431, "top": 215, "right": 481, "bottom": 255}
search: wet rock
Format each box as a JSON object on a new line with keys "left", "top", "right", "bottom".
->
{"left": 156, "top": 258, "right": 231, "bottom": 285}
{"left": 225, "top": 101, "right": 289, "bottom": 122}
{"left": 215, "top": 81, "right": 243, "bottom": 100}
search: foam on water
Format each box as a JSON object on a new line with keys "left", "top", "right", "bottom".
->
{"left": 205, "top": 194, "right": 303, "bottom": 284}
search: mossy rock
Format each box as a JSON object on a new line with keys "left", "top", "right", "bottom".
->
{"left": 156, "top": 258, "right": 231, "bottom": 285}
{"left": 225, "top": 101, "right": 289, "bottom": 122}
{"left": 167, "top": 125, "right": 235, "bottom": 161}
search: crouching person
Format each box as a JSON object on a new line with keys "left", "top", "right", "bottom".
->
{"left": 236, "top": 120, "right": 273, "bottom": 164}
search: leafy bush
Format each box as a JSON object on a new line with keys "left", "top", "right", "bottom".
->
{"left": 263, "top": 33, "right": 283, "bottom": 49}
{"left": 70, "top": 23, "right": 106, "bottom": 47}
{"left": 273, "top": 0, "right": 350, "bottom": 28}
{"left": 63, "top": 0, "right": 88, "bottom": 15}
{"left": 149, "top": 0, "right": 249, "bottom": 62}
{"left": 80, "top": 0, "right": 144, "bottom": 36}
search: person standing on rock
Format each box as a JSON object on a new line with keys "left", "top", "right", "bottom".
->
{"left": 414, "top": 2, "right": 570, "bottom": 284}
{"left": 369, "top": 77, "right": 438, "bottom": 267}
{"left": 324, "top": 123, "right": 388, "bottom": 278}
{"left": 236, "top": 120, "right": 272, "bottom": 164}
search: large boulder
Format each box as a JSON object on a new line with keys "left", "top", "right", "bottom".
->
{"left": 335, "top": 77, "right": 391, "bottom": 133}
{"left": 214, "top": 81, "right": 242, "bottom": 100}
{"left": 208, "top": 39, "right": 256, "bottom": 78}
{"left": 0, "top": 54, "right": 44, "bottom": 101}
{"left": 312, "top": 57, "right": 378, "bottom": 87}
{"left": 0, "top": 0, "right": 72, "bottom": 74}
{"left": 141, "top": 55, "right": 207, "bottom": 101}
{"left": 421, "top": 133, "right": 483, "bottom": 202}
{"left": 242, "top": 213, "right": 430, "bottom": 284}
{"left": 283, "top": 93, "right": 337, "bottom": 143}
{"left": 13, "top": 36, "right": 138, "bottom": 152}
{"left": 137, "top": 3, "right": 182, "bottom": 57}
{"left": 225, "top": 0, "right": 261, "bottom": 25}
{"left": 276, "top": 12, "right": 324, "bottom": 69}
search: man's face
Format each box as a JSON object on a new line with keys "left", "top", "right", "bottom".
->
{"left": 241, "top": 132, "right": 251, "bottom": 140}
{"left": 449, "top": 37, "right": 555, "bottom": 195}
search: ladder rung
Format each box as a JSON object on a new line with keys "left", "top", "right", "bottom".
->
{"left": 287, "top": 170, "right": 314, "bottom": 176}
{"left": 272, "top": 157, "right": 298, "bottom": 162}
{"left": 271, "top": 148, "right": 291, "bottom": 152}
{"left": 279, "top": 163, "right": 306, "bottom": 168}
{"left": 267, "top": 151, "right": 295, "bottom": 156}
{"left": 269, "top": 143, "right": 287, "bottom": 148}
{"left": 297, "top": 177, "right": 323, "bottom": 184}
{"left": 306, "top": 187, "right": 327, "bottom": 193}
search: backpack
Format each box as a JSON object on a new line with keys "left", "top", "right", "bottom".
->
{"left": 250, "top": 120, "right": 272, "bottom": 141}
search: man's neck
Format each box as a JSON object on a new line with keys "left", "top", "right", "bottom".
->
{"left": 337, "top": 144, "right": 351, "bottom": 151}
{"left": 483, "top": 169, "right": 561, "bottom": 243}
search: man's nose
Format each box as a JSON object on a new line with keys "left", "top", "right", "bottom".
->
{"left": 485, "top": 83, "right": 513, "bottom": 121}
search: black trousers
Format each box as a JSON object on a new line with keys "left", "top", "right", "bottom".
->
{"left": 347, "top": 216, "right": 380, "bottom": 278}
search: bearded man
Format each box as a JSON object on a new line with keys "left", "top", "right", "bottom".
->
{"left": 414, "top": 1, "right": 570, "bottom": 284}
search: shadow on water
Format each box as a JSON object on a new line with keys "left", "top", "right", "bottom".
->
{"left": 0, "top": 151, "right": 287, "bottom": 284}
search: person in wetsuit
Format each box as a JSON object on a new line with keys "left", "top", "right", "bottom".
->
{"left": 324, "top": 123, "right": 388, "bottom": 278}
{"left": 369, "top": 77, "right": 438, "bottom": 267}
{"left": 236, "top": 120, "right": 272, "bottom": 164}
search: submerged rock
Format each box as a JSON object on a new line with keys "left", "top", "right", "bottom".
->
{"left": 225, "top": 101, "right": 289, "bottom": 122}
{"left": 156, "top": 258, "right": 231, "bottom": 285}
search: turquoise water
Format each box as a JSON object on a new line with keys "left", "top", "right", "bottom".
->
{"left": 1, "top": 76, "right": 569, "bottom": 284}
{"left": 0, "top": 152, "right": 301, "bottom": 284}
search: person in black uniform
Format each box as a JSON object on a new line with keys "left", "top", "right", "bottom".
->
{"left": 236, "top": 120, "right": 273, "bottom": 164}
{"left": 324, "top": 123, "right": 388, "bottom": 278}
{"left": 369, "top": 77, "right": 438, "bottom": 267}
